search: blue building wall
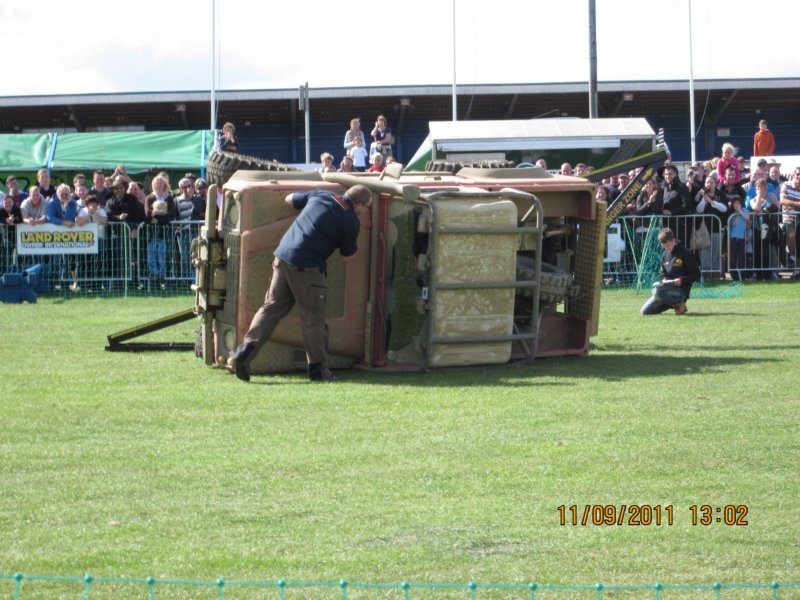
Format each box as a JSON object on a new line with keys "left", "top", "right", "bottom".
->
{"left": 237, "top": 120, "right": 431, "bottom": 167}
{"left": 235, "top": 110, "right": 800, "bottom": 168}
{"left": 649, "top": 110, "right": 799, "bottom": 162}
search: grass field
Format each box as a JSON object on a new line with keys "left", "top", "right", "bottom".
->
{"left": 1, "top": 284, "right": 798, "bottom": 598}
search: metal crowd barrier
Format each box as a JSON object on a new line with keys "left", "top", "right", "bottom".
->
{"left": 135, "top": 220, "right": 202, "bottom": 292}
{"left": 0, "top": 221, "right": 203, "bottom": 296}
{"left": 603, "top": 214, "right": 724, "bottom": 283}
{"left": 603, "top": 211, "right": 800, "bottom": 285}
{"left": 725, "top": 209, "right": 798, "bottom": 281}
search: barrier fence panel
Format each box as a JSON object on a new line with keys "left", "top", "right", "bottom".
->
{"left": 135, "top": 221, "right": 202, "bottom": 293}
{"left": 726, "top": 210, "right": 799, "bottom": 281}
{"left": 603, "top": 214, "right": 724, "bottom": 289}
{"left": 0, "top": 221, "right": 202, "bottom": 298}
{"left": 604, "top": 211, "right": 800, "bottom": 288}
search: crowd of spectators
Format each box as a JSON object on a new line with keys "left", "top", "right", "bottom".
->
{"left": 596, "top": 120, "right": 798, "bottom": 281}
{"left": 2, "top": 118, "right": 795, "bottom": 290}
{"left": 310, "top": 115, "right": 398, "bottom": 175}
{"left": 1, "top": 167, "right": 209, "bottom": 291}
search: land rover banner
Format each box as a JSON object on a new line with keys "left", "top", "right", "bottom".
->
{"left": 17, "top": 223, "right": 99, "bottom": 255}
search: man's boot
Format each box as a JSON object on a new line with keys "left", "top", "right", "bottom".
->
{"left": 673, "top": 302, "right": 687, "bottom": 315}
{"left": 308, "top": 362, "right": 337, "bottom": 382}
{"left": 231, "top": 342, "right": 256, "bottom": 382}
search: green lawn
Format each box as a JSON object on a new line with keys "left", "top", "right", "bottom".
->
{"left": 1, "top": 285, "right": 798, "bottom": 597}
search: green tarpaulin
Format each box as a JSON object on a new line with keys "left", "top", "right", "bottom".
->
{"left": 0, "top": 130, "right": 213, "bottom": 172}
{"left": 51, "top": 130, "right": 213, "bottom": 170}
{"left": 0, "top": 133, "right": 52, "bottom": 171}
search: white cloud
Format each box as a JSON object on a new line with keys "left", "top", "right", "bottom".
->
{"left": 1, "top": 0, "right": 798, "bottom": 97}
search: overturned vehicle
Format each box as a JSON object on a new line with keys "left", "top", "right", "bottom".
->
{"left": 192, "top": 163, "right": 605, "bottom": 374}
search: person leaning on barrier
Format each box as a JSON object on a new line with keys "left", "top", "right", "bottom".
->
{"left": 75, "top": 194, "right": 108, "bottom": 228}
{"left": 636, "top": 177, "right": 664, "bottom": 216}
{"left": 21, "top": 186, "right": 47, "bottom": 226}
{"left": 145, "top": 175, "right": 178, "bottom": 220}
{"left": 658, "top": 163, "right": 692, "bottom": 244}
{"left": 230, "top": 185, "right": 373, "bottom": 383}
{"left": 106, "top": 176, "right": 145, "bottom": 240}
{"left": 694, "top": 175, "right": 728, "bottom": 273}
{"left": 174, "top": 178, "right": 198, "bottom": 279}
{"left": 749, "top": 178, "right": 781, "bottom": 280}
{"left": 779, "top": 166, "right": 800, "bottom": 277}
{"left": 191, "top": 178, "right": 207, "bottom": 220}
{"left": 1, "top": 191, "right": 23, "bottom": 226}
{"left": 641, "top": 228, "right": 700, "bottom": 316}
{"left": 105, "top": 178, "right": 147, "bottom": 289}
{"left": 46, "top": 183, "right": 78, "bottom": 226}
{"left": 75, "top": 195, "right": 109, "bottom": 283}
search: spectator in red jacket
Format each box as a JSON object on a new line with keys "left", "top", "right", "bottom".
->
{"left": 753, "top": 119, "right": 776, "bottom": 157}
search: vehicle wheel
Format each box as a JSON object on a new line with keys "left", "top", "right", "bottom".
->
{"left": 206, "top": 151, "right": 296, "bottom": 186}
{"left": 425, "top": 159, "right": 516, "bottom": 174}
{"left": 516, "top": 257, "right": 580, "bottom": 306}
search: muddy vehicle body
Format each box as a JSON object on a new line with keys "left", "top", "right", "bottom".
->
{"left": 192, "top": 164, "right": 604, "bottom": 374}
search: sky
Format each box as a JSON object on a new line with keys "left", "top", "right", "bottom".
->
{"left": 2, "top": 0, "right": 799, "bottom": 97}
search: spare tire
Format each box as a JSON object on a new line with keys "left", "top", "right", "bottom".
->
{"left": 425, "top": 159, "right": 516, "bottom": 174}
{"left": 206, "top": 151, "right": 296, "bottom": 186}
{"left": 516, "top": 256, "right": 580, "bottom": 306}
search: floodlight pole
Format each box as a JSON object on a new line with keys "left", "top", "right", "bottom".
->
{"left": 299, "top": 83, "right": 311, "bottom": 163}
{"left": 688, "top": 0, "right": 697, "bottom": 163}
{"left": 210, "top": 0, "right": 217, "bottom": 132}
{"left": 588, "top": 0, "right": 598, "bottom": 118}
{"left": 452, "top": 0, "right": 457, "bottom": 121}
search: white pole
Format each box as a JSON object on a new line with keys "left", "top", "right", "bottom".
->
{"left": 588, "top": 0, "right": 598, "bottom": 118}
{"left": 688, "top": 0, "right": 696, "bottom": 163}
{"left": 452, "top": 0, "right": 457, "bottom": 121}
{"left": 211, "top": 0, "right": 217, "bottom": 132}
{"left": 304, "top": 83, "right": 311, "bottom": 163}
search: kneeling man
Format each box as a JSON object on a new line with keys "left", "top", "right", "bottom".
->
{"left": 641, "top": 227, "right": 700, "bottom": 316}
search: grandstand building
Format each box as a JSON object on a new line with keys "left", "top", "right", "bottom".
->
{"left": 1, "top": 78, "right": 798, "bottom": 164}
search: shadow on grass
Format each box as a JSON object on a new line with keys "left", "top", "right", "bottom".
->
{"left": 334, "top": 352, "right": 759, "bottom": 388}
{"left": 680, "top": 311, "right": 761, "bottom": 317}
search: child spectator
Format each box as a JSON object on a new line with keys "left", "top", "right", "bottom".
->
{"left": 218, "top": 122, "right": 239, "bottom": 153}
{"left": 727, "top": 197, "right": 750, "bottom": 281}
{"left": 367, "top": 153, "right": 385, "bottom": 173}
{"left": 318, "top": 152, "right": 335, "bottom": 173}
{"left": 350, "top": 135, "right": 369, "bottom": 172}
{"left": 338, "top": 155, "right": 355, "bottom": 173}
{"left": 147, "top": 199, "right": 172, "bottom": 289}
{"left": 716, "top": 143, "right": 741, "bottom": 183}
